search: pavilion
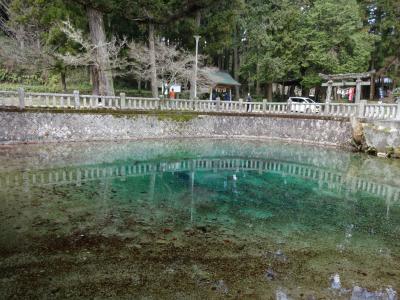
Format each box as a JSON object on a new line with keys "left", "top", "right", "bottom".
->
{"left": 201, "top": 70, "right": 241, "bottom": 100}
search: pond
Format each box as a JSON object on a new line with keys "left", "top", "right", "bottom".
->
{"left": 0, "top": 139, "right": 399, "bottom": 299}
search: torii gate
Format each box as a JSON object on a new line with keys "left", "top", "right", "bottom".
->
{"left": 319, "top": 71, "right": 375, "bottom": 103}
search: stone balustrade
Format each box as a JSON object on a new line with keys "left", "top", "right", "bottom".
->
{"left": 1, "top": 89, "right": 399, "bottom": 121}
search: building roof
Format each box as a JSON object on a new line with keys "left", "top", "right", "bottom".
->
{"left": 205, "top": 70, "right": 241, "bottom": 87}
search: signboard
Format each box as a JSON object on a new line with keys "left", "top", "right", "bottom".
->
{"left": 169, "top": 85, "right": 181, "bottom": 93}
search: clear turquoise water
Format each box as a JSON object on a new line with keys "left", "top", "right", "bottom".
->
{"left": 0, "top": 139, "right": 399, "bottom": 299}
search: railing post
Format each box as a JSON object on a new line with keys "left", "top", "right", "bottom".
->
{"left": 18, "top": 87, "right": 25, "bottom": 109}
{"left": 216, "top": 98, "right": 221, "bottom": 111}
{"left": 73, "top": 90, "right": 80, "bottom": 109}
{"left": 263, "top": 99, "right": 267, "bottom": 113}
{"left": 120, "top": 92, "right": 126, "bottom": 109}
{"left": 358, "top": 99, "right": 367, "bottom": 118}
{"left": 355, "top": 78, "right": 362, "bottom": 103}
{"left": 324, "top": 102, "right": 330, "bottom": 115}
{"left": 326, "top": 80, "right": 333, "bottom": 103}
{"left": 239, "top": 98, "right": 243, "bottom": 112}
{"left": 396, "top": 101, "right": 400, "bottom": 120}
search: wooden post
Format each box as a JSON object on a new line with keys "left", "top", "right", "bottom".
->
{"left": 325, "top": 80, "right": 333, "bottom": 103}
{"left": 355, "top": 78, "right": 362, "bottom": 103}
{"left": 120, "top": 92, "right": 126, "bottom": 109}
{"left": 358, "top": 100, "right": 367, "bottom": 118}
{"left": 18, "top": 87, "right": 25, "bottom": 109}
{"left": 73, "top": 90, "right": 80, "bottom": 109}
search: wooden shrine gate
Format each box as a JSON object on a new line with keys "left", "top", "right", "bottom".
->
{"left": 320, "top": 71, "right": 375, "bottom": 103}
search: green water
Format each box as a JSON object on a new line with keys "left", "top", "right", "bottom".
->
{"left": 0, "top": 139, "right": 399, "bottom": 299}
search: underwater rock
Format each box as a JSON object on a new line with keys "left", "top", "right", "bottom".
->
{"left": 350, "top": 286, "right": 398, "bottom": 300}
{"left": 276, "top": 288, "right": 290, "bottom": 300}
{"left": 195, "top": 225, "right": 208, "bottom": 233}
{"left": 192, "top": 265, "right": 212, "bottom": 283}
{"left": 212, "top": 280, "right": 229, "bottom": 294}
{"left": 274, "top": 249, "right": 287, "bottom": 262}
{"left": 330, "top": 274, "right": 341, "bottom": 290}
{"left": 162, "top": 228, "right": 173, "bottom": 234}
{"left": 264, "top": 268, "right": 276, "bottom": 281}
{"left": 386, "top": 287, "right": 398, "bottom": 300}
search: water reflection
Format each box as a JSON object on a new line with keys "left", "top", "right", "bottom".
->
{"left": 0, "top": 139, "right": 399, "bottom": 299}
{"left": 1, "top": 157, "right": 399, "bottom": 219}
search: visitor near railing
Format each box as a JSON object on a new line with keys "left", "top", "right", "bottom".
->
{"left": 0, "top": 88, "right": 399, "bottom": 121}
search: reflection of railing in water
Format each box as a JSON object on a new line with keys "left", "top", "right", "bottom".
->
{"left": 0, "top": 158, "right": 399, "bottom": 204}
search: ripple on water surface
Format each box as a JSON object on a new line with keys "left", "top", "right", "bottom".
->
{"left": 0, "top": 139, "right": 399, "bottom": 299}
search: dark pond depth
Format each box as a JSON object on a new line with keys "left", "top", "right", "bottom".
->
{"left": 0, "top": 139, "right": 399, "bottom": 299}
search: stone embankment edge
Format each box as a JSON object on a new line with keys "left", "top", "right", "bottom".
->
{"left": 0, "top": 108, "right": 355, "bottom": 150}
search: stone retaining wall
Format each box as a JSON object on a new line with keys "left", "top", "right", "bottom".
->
{"left": 0, "top": 110, "right": 353, "bottom": 147}
{"left": 361, "top": 120, "right": 400, "bottom": 158}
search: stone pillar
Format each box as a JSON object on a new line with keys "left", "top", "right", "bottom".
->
{"left": 355, "top": 78, "right": 362, "bottom": 103}
{"left": 73, "top": 90, "right": 80, "bottom": 109}
{"left": 216, "top": 97, "right": 221, "bottom": 111}
{"left": 325, "top": 80, "right": 333, "bottom": 103}
{"left": 324, "top": 101, "right": 330, "bottom": 115}
{"left": 18, "top": 87, "right": 25, "bottom": 109}
{"left": 263, "top": 99, "right": 267, "bottom": 113}
{"left": 396, "top": 101, "right": 400, "bottom": 120}
{"left": 358, "top": 99, "right": 367, "bottom": 118}
{"left": 239, "top": 98, "right": 243, "bottom": 112}
{"left": 120, "top": 92, "right": 126, "bottom": 109}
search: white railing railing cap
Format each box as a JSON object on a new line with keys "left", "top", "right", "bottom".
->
{"left": 26, "top": 92, "right": 74, "bottom": 97}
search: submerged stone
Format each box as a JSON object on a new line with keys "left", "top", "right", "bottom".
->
{"left": 264, "top": 268, "right": 276, "bottom": 281}
{"left": 330, "top": 274, "right": 341, "bottom": 290}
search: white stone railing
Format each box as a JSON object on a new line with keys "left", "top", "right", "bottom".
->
{"left": 0, "top": 89, "right": 399, "bottom": 120}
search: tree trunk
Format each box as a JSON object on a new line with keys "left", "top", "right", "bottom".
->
{"left": 302, "top": 87, "right": 310, "bottom": 97}
{"left": 60, "top": 71, "right": 67, "bottom": 92}
{"left": 289, "top": 85, "right": 295, "bottom": 97}
{"left": 370, "top": 74, "right": 375, "bottom": 100}
{"left": 86, "top": 7, "right": 114, "bottom": 96}
{"left": 90, "top": 65, "right": 100, "bottom": 95}
{"left": 248, "top": 72, "right": 252, "bottom": 95}
{"left": 256, "top": 62, "right": 261, "bottom": 96}
{"left": 315, "top": 86, "right": 320, "bottom": 102}
{"left": 148, "top": 23, "right": 158, "bottom": 98}
{"left": 233, "top": 25, "right": 240, "bottom": 100}
{"left": 190, "top": 10, "right": 201, "bottom": 99}
{"left": 224, "top": 49, "right": 230, "bottom": 71}
{"left": 265, "top": 82, "right": 273, "bottom": 101}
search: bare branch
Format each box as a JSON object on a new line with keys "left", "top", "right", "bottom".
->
{"left": 128, "top": 40, "right": 215, "bottom": 93}
{"left": 57, "top": 20, "right": 128, "bottom": 76}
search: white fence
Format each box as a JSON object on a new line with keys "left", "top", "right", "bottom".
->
{"left": 0, "top": 89, "right": 399, "bottom": 121}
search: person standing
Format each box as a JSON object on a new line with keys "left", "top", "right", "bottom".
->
{"left": 169, "top": 88, "right": 176, "bottom": 99}
{"left": 348, "top": 87, "right": 355, "bottom": 102}
{"left": 246, "top": 93, "right": 252, "bottom": 112}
